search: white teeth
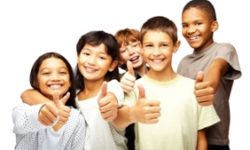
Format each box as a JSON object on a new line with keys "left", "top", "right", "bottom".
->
{"left": 189, "top": 36, "right": 198, "bottom": 40}
{"left": 85, "top": 67, "right": 96, "bottom": 73}
{"left": 130, "top": 56, "right": 139, "bottom": 62}
{"left": 49, "top": 85, "right": 61, "bottom": 89}
{"left": 152, "top": 59, "right": 162, "bottom": 64}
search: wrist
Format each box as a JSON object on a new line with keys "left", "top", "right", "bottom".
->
{"left": 129, "top": 106, "right": 137, "bottom": 123}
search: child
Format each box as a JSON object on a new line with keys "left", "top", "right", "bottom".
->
{"left": 12, "top": 52, "right": 86, "bottom": 150}
{"left": 177, "top": 0, "right": 241, "bottom": 149}
{"left": 115, "top": 28, "right": 148, "bottom": 150}
{"left": 74, "top": 30, "right": 127, "bottom": 150}
{"left": 115, "top": 28, "right": 148, "bottom": 81}
{"left": 113, "top": 16, "right": 220, "bottom": 150}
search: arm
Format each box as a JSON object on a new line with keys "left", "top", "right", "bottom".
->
{"left": 205, "top": 58, "right": 229, "bottom": 91}
{"left": 120, "top": 61, "right": 136, "bottom": 94}
{"left": 195, "top": 58, "right": 229, "bottom": 105}
{"left": 196, "top": 130, "right": 207, "bottom": 150}
{"left": 21, "top": 89, "right": 50, "bottom": 105}
{"left": 112, "top": 84, "right": 161, "bottom": 129}
{"left": 112, "top": 105, "right": 135, "bottom": 129}
{"left": 12, "top": 103, "right": 46, "bottom": 134}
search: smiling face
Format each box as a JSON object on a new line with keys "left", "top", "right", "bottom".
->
{"left": 77, "top": 43, "right": 117, "bottom": 82}
{"left": 37, "top": 57, "right": 71, "bottom": 99}
{"left": 119, "top": 41, "right": 144, "bottom": 69}
{"left": 142, "top": 30, "right": 178, "bottom": 74}
{"left": 182, "top": 7, "right": 218, "bottom": 51}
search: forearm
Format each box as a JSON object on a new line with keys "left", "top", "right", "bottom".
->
{"left": 21, "top": 89, "right": 50, "bottom": 105}
{"left": 112, "top": 105, "right": 135, "bottom": 129}
{"left": 197, "top": 130, "right": 207, "bottom": 150}
{"left": 205, "top": 58, "right": 229, "bottom": 91}
{"left": 12, "top": 103, "right": 45, "bottom": 134}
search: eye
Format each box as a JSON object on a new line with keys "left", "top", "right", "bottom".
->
{"left": 161, "top": 43, "right": 169, "bottom": 48}
{"left": 99, "top": 55, "right": 108, "bottom": 60}
{"left": 144, "top": 44, "right": 153, "bottom": 48}
{"left": 195, "top": 22, "right": 202, "bottom": 26}
{"left": 120, "top": 48, "right": 127, "bottom": 53}
{"left": 83, "top": 52, "right": 90, "bottom": 56}
{"left": 59, "top": 71, "right": 67, "bottom": 75}
{"left": 131, "top": 43, "right": 139, "bottom": 48}
{"left": 41, "top": 72, "right": 50, "bottom": 75}
{"left": 182, "top": 23, "right": 188, "bottom": 28}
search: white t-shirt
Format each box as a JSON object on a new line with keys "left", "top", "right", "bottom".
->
{"left": 76, "top": 80, "right": 127, "bottom": 150}
{"left": 125, "top": 75, "right": 220, "bottom": 150}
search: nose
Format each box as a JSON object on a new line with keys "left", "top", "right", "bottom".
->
{"left": 87, "top": 55, "right": 96, "bottom": 65}
{"left": 187, "top": 25, "right": 196, "bottom": 35}
{"left": 51, "top": 73, "right": 60, "bottom": 81}
{"left": 152, "top": 47, "right": 161, "bottom": 56}
{"left": 127, "top": 46, "right": 135, "bottom": 55}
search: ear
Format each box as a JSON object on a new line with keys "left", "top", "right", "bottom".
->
{"left": 173, "top": 40, "right": 181, "bottom": 53}
{"left": 211, "top": 20, "right": 219, "bottom": 32}
{"left": 108, "top": 60, "right": 118, "bottom": 72}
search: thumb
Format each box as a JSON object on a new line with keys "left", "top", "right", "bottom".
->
{"left": 53, "top": 92, "right": 60, "bottom": 108}
{"left": 127, "top": 61, "right": 135, "bottom": 76}
{"left": 137, "top": 84, "right": 145, "bottom": 99}
{"left": 195, "top": 71, "right": 204, "bottom": 84}
{"left": 99, "top": 81, "right": 107, "bottom": 99}
{"left": 60, "top": 92, "right": 70, "bottom": 105}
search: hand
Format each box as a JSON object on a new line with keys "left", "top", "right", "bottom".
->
{"left": 120, "top": 61, "right": 136, "bottom": 93}
{"left": 132, "top": 84, "right": 161, "bottom": 124}
{"left": 194, "top": 71, "right": 215, "bottom": 106}
{"left": 38, "top": 100, "right": 58, "bottom": 126}
{"left": 98, "top": 81, "right": 118, "bottom": 121}
{"left": 53, "top": 92, "right": 71, "bottom": 126}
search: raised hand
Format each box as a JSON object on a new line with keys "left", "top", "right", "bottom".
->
{"left": 98, "top": 81, "right": 118, "bottom": 121}
{"left": 38, "top": 100, "right": 58, "bottom": 126}
{"left": 132, "top": 84, "right": 161, "bottom": 124}
{"left": 194, "top": 71, "right": 214, "bottom": 106}
{"left": 120, "top": 61, "right": 136, "bottom": 93}
{"left": 52, "top": 92, "right": 71, "bottom": 127}
{"left": 38, "top": 92, "right": 71, "bottom": 131}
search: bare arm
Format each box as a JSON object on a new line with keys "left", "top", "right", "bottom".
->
{"left": 112, "top": 105, "right": 136, "bottom": 129}
{"left": 112, "top": 84, "right": 160, "bottom": 129}
{"left": 195, "top": 58, "right": 229, "bottom": 105}
{"left": 197, "top": 130, "right": 207, "bottom": 150}
{"left": 205, "top": 58, "right": 229, "bottom": 90}
{"left": 21, "top": 89, "right": 50, "bottom": 105}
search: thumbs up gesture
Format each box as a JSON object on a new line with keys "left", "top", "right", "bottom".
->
{"left": 52, "top": 92, "right": 71, "bottom": 126}
{"left": 98, "top": 81, "right": 118, "bottom": 121}
{"left": 194, "top": 71, "right": 215, "bottom": 106}
{"left": 132, "top": 84, "right": 161, "bottom": 124}
{"left": 120, "top": 61, "right": 136, "bottom": 93}
{"left": 38, "top": 92, "right": 71, "bottom": 129}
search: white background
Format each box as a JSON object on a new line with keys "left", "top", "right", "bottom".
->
{"left": 0, "top": 0, "right": 249, "bottom": 149}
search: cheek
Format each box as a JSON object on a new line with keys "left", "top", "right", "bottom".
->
{"left": 121, "top": 53, "right": 129, "bottom": 61}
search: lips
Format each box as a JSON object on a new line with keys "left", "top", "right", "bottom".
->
{"left": 84, "top": 66, "right": 98, "bottom": 73}
{"left": 48, "top": 84, "right": 62, "bottom": 90}
{"left": 129, "top": 56, "right": 139, "bottom": 62}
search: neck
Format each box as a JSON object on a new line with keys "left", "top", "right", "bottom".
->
{"left": 147, "top": 67, "right": 177, "bottom": 82}
{"left": 78, "top": 78, "right": 104, "bottom": 100}
{"left": 135, "top": 64, "right": 148, "bottom": 77}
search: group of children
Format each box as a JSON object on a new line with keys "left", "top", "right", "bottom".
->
{"left": 12, "top": 0, "right": 241, "bottom": 150}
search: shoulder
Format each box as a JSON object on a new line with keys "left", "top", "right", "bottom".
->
{"left": 177, "top": 75, "right": 195, "bottom": 85}
{"left": 213, "top": 42, "right": 236, "bottom": 53}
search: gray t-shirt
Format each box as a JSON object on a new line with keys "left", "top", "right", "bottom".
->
{"left": 177, "top": 42, "right": 241, "bottom": 145}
